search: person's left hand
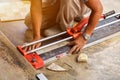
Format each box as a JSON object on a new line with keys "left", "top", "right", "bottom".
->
{"left": 23, "top": 37, "right": 41, "bottom": 52}
{"left": 68, "top": 34, "right": 87, "bottom": 54}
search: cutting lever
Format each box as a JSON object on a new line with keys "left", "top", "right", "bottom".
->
{"left": 17, "top": 10, "right": 117, "bottom": 69}
{"left": 20, "top": 10, "right": 115, "bottom": 54}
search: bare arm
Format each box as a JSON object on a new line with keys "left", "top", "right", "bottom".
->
{"left": 68, "top": 0, "right": 103, "bottom": 54}
{"left": 84, "top": 0, "right": 103, "bottom": 35}
{"left": 24, "top": 0, "right": 42, "bottom": 51}
{"left": 31, "top": 0, "right": 42, "bottom": 40}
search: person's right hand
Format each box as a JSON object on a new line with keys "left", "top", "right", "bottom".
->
{"left": 23, "top": 36, "right": 41, "bottom": 52}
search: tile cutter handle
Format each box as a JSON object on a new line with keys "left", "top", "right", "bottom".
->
{"left": 22, "top": 10, "right": 115, "bottom": 48}
{"left": 26, "top": 10, "right": 115, "bottom": 54}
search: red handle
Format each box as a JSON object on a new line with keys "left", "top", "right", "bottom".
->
{"left": 67, "top": 16, "right": 105, "bottom": 39}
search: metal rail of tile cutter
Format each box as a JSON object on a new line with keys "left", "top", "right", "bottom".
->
{"left": 17, "top": 10, "right": 120, "bottom": 69}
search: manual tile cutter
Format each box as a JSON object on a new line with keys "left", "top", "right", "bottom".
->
{"left": 17, "top": 10, "right": 120, "bottom": 69}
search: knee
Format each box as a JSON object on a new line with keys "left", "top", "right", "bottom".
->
{"left": 24, "top": 13, "right": 33, "bottom": 29}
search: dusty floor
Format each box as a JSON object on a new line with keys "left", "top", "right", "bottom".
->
{"left": 0, "top": 21, "right": 26, "bottom": 46}
{"left": 0, "top": 41, "right": 27, "bottom": 80}
{"left": 0, "top": 0, "right": 120, "bottom": 80}
{"left": 0, "top": 1, "right": 30, "bottom": 21}
{"left": 0, "top": 31, "right": 36, "bottom": 80}
{"left": 40, "top": 33, "right": 120, "bottom": 80}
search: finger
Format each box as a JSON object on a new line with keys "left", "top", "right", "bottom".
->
{"left": 67, "top": 41, "right": 75, "bottom": 46}
{"left": 31, "top": 44, "right": 36, "bottom": 50}
{"left": 76, "top": 48, "right": 80, "bottom": 53}
{"left": 75, "top": 46, "right": 81, "bottom": 53}
{"left": 28, "top": 46, "right": 32, "bottom": 51}
{"left": 35, "top": 43, "right": 41, "bottom": 48}
{"left": 69, "top": 45, "right": 77, "bottom": 54}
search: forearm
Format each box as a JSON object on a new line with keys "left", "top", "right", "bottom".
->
{"left": 84, "top": 0, "right": 103, "bottom": 35}
{"left": 31, "top": 0, "right": 42, "bottom": 39}
{"left": 84, "top": 10, "right": 102, "bottom": 35}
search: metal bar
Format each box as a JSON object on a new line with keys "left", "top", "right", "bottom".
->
{"left": 106, "top": 12, "right": 120, "bottom": 19}
{"left": 27, "top": 16, "right": 120, "bottom": 54}
{"left": 22, "top": 12, "right": 120, "bottom": 48}
{"left": 95, "top": 19, "right": 120, "bottom": 30}
{"left": 27, "top": 36, "right": 73, "bottom": 54}
{"left": 84, "top": 31, "right": 120, "bottom": 48}
{"left": 103, "top": 10, "right": 115, "bottom": 18}
{"left": 22, "top": 31, "right": 67, "bottom": 47}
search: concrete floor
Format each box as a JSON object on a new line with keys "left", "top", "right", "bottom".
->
{"left": 0, "top": 21, "right": 26, "bottom": 46}
{"left": 0, "top": 0, "right": 120, "bottom": 80}
{"left": 40, "top": 34, "right": 120, "bottom": 80}
{"left": 0, "top": 1, "right": 30, "bottom": 21}
{"left": 0, "top": 31, "right": 37, "bottom": 80}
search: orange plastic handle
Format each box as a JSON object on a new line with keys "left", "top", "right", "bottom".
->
{"left": 67, "top": 16, "right": 104, "bottom": 39}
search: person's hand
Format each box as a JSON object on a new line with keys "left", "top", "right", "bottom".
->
{"left": 23, "top": 36, "right": 41, "bottom": 52}
{"left": 68, "top": 34, "right": 87, "bottom": 54}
